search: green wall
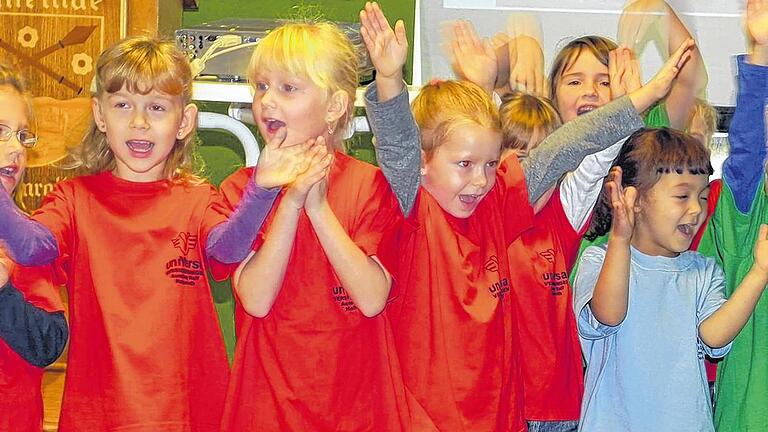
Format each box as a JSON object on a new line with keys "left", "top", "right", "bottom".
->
{"left": 182, "top": 0, "right": 415, "bottom": 82}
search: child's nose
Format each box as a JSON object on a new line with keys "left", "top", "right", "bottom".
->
{"left": 583, "top": 81, "right": 599, "bottom": 98}
{"left": 130, "top": 111, "right": 149, "bottom": 129}
{"left": 473, "top": 168, "right": 489, "bottom": 188}
{"left": 689, "top": 199, "right": 703, "bottom": 217}
{"left": 260, "top": 87, "right": 277, "bottom": 107}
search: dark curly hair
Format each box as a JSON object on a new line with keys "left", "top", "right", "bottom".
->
{"left": 584, "top": 127, "right": 714, "bottom": 241}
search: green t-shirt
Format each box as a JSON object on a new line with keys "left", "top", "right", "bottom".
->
{"left": 698, "top": 179, "right": 768, "bottom": 431}
{"left": 570, "top": 103, "right": 671, "bottom": 283}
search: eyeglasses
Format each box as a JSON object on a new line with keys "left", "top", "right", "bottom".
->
{"left": 0, "top": 123, "right": 37, "bottom": 148}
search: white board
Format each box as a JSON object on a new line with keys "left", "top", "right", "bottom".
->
{"left": 420, "top": 0, "right": 744, "bottom": 106}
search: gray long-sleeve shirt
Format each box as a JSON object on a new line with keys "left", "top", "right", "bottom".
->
{"left": 364, "top": 84, "right": 644, "bottom": 215}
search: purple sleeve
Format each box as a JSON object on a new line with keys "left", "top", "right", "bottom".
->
{"left": 0, "top": 191, "right": 58, "bottom": 266}
{"left": 205, "top": 177, "right": 279, "bottom": 264}
{"left": 723, "top": 54, "right": 768, "bottom": 213}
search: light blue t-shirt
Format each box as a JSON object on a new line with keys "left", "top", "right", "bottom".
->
{"left": 573, "top": 245, "right": 731, "bottom": 432}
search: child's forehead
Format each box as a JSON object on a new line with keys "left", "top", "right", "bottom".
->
{"left": 106, "top": 84, "right": 180, "bottom": 100}
{"left": 562, "top": 48, "right": 607, "bottom": 76}
{"left": 654, "top": 172, "right": 711, "bottom": 190}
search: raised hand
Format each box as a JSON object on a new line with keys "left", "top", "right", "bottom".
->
{"left": 506, "top": 13, "right": 546, "bottom": 97}
{"left": 606, "top": 167, "right": 637, "bottom": 243}
{"left": 508, "top": 36, "right": 546, "bottom": 97}
{"left": 644, "top": 38, "right": 694, "bottom": 100}
{"left": 617, "top": 0, "right": 670, "bottom": 57}
{"left": 448, "top": 20, "right": 497, "bottom": 93}
{"left": 609, "top": 46, "right": 642, "bottom": 99}
{"left": 747, "top": 0, "right": 768, "bottom": 46}
{"left": 254, "top": 128, "right": 315, "bottom": 189}
{"left": 284, "top": 137, "right": 332, "bottom": 210}
{"left": 359, "top": 1, "right": 408, "bottom": 81}
{"left": 628, "top": 38, "right": 694, "bottom": 112}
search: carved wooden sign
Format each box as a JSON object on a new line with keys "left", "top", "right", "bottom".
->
{"left": 0, "top": 0, "right": 126, "bottom": 99}
{"left": 0, "top": 1, "right": 125, "bottom": 211}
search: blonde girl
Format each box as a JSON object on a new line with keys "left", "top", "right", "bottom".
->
{"left": 0, "top": 36, "right": 312, "bottom": 431}
{"left": 217, "top": 21, "right": 408, "bottom": 431}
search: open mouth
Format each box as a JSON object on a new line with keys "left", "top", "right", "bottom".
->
{"left": 0, "top": 165, "right": 18, "bottom": 178}
{"left": 459, "top": 194, "right": 481, "bottom": 205}
{"left": 126, "top": 140, "right": 154, "bottom": 154}
{"left": 577, "top": 105, "right": 598, "bottom": 116}
{"left": 263, "top": 118, "right": 286, "bottom": 134}
{"left": 677, "top": 223, "right": 695, "bottom": 238}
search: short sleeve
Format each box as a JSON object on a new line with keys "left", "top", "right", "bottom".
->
{"left": 498, "top": 155, "right": 534, "bottom": 244}
{"left": 200, "top": 185, "right": 232, "bottom": 241}
{"left": 10, "top": 263, "right": 65, "bottom": 314}
{"left": 218, "top": 167, "right": 253, "bottom": 211}
{"left": 573, "top": 246, "right": 622, "bottom": 340}
{"left": 350, "top": 170, "right": 403, "bottom": 258}
{"left": 31, "top": 182, "right": 74, "bottom": 258}
{"left": 696, "top": 260, "right": 731, "bottom": 358}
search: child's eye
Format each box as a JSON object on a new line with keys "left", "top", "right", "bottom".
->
{"left": 254, "top": 82, "right": 268, "bottom": 92}
{"left": 567, "top": 80, "right": 581, "bottom": 86}
{"left": 675, "top": 195, "right": 689, "bottom": 200}
{"left": 487, "top": 160, "right": 499, "bottom": 168}
{"left": 600, "top": 80, "right": 611, "bottom": 87}
{"left": 114, "top": 102, "right": 129, "bottom": 109}
{"left": 457, "top": 161, "right": 471, "bottom": 168}
{"left": 149, "top": 104, "right": 165, "bottom": 111}
{"left": 282, "top": 84, "right": 298, "bottom": 92}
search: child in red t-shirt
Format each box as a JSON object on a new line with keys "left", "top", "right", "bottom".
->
{"left": 0, "top": 62, "right": 67, "bottom": 432}
{"left": 0, "top": 36, "right": 315, "bottom": 431}
{"left": 217, "top": 21, "right": 409, "bottom": 432}
{"left": 360, "top": 3, "right": 695, "bottom": 430}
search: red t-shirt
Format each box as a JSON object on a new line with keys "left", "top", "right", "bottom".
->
{"left": 506, "top": 190, "right": 585, "bottom": 421}
{"left": 32, "top": 172, "right": 231, "bottom": 432}
{"left": 0, "top": 264, "right": 64, "bottom": 432}
{"left": 379, "top": 156, "right": 533, "bottom": 432}
{"left": 219, "top": 153, "right": 409, "bottom": 432}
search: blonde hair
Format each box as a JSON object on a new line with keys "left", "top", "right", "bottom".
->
{"left": 548, "top": 36, "right": 617, "bottom": 105}
{"left": 686, "top": 98, "right": 717, "bottom": 147}
{"left": 248, "top": 21, "right": 358, "bottom": 146}
{"left": 499, "top": 91, "right": 561, "bottom": 153}
{"left": 411, "top": 80, "right": 500, "bottom": 158}
{"left": 76, "top": 36, "right": 201, "bottom": 184}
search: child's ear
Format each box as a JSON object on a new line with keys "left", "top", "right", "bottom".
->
{"left": 325, "top": 90, "right": 349, "bottom": 126}
{"left": 177, "top": 103, "right": 199, "bottom": 140}
{"left": 420, "top": 149, "right": 428, "bottom": 176}
{"left": 91, "top": 97, "right": 107, "bottom": 132}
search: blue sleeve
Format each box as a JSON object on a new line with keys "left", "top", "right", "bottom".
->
{"left": 723, "top": 54, "right": 768, "bottom": 213}
{"left": 573, "top": 245, "right": 622, "bottom": 340}
{"left": 0, "top": 282, "right": 68, "bottom": 367}
{"left": 696, "top": 260, "right": 731, "bottom": 358}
